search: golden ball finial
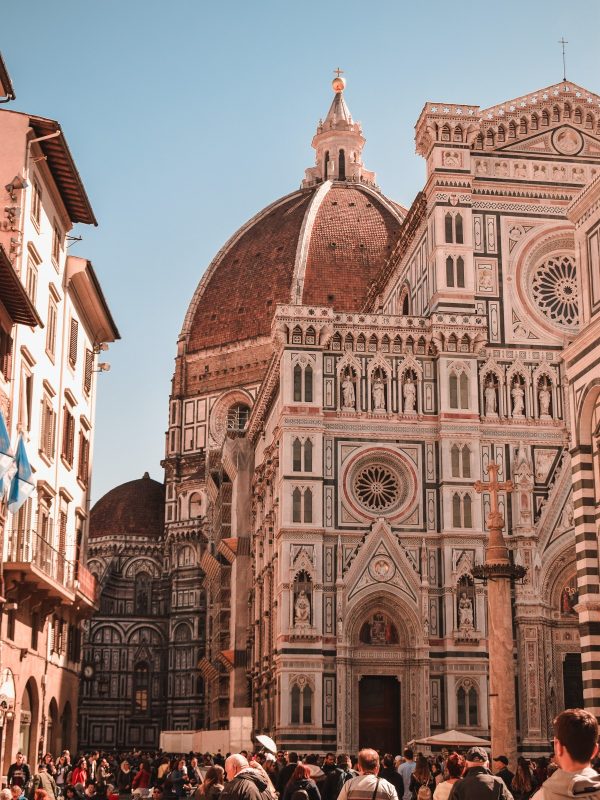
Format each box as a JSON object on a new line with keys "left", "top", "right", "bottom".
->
{"left": 332, "top": 68, "right": 345, "bottom": 93}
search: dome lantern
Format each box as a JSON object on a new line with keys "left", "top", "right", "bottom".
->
{"left": 302, "top": 70, "right": 376, "bottom": 188}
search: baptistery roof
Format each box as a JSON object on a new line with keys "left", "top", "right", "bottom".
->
{"left": 90, "top": 472, "right": 165, "bottom": 540}
{"left": 180, "top": 76, "right": 406, "bottom": 361}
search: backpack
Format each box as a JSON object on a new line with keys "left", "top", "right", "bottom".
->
{"left": 417, "top": 788, "right": 432, "bottom": 800}
{"left": 291, "top": 790, "right": 310, "bottom": 800}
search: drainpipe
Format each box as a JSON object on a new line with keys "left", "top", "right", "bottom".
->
{"left": 27, "top": 129, "right": 61, "bottom": 156}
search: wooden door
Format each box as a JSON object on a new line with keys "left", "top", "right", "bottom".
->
{"left": 359, "top": 676, "right": 401, "bottom": 753}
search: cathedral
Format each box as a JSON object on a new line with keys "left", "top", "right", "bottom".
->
{"left": 81, "top": 74, "right": 600, "bottom": 756}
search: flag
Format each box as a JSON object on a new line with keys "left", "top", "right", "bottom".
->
{"left": 8, "top": 435, "right": 34, "bottom": 514}
{"left": 0, "top": 409, "right": 13, "bottom": 480}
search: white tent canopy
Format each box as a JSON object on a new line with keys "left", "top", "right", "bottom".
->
{"left": 409, "top": 729, "right": 491, "bottom": 748}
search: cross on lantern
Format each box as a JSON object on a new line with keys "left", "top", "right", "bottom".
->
{"left": 334, "top": 67, "right": 345, "bottom": 78}
{"left": 474, "top": 462, "right": 513, "bottom": 566}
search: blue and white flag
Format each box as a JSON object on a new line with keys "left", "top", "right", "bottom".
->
{"left": 8, "top": 435, "right": 34, "bottom": 514}
{"left": 0, "top": 409, "right": 13, "bottom": 480}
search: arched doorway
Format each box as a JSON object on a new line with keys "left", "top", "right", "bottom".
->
{"left": 61, "top": 701, "right": 72, "bottom": 752}
{"left": 19, "top": 679, "right": 39, "bottom": 765}
{"left": 338, "top": 591, "right": 429, "bottom": 753}
{"left": 47, "top": 698, "right": 59, "bottom": 756}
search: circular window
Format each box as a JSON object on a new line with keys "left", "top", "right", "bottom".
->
{"left": 354, "top": 465, "right": 399, "bottom": 511}
{"left": 344, "top": 450, "right": 416, "bottom": 520}
{"left": 531, "top": 254, "right": 578, "bottom": 329}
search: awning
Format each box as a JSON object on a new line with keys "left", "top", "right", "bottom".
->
{"left": 0, "top": 245, "right": 42, "bottom": 326}
{"left": 409, "top": 729, "right": 491, "bottom": 748}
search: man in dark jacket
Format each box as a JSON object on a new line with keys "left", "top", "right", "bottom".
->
{"left": 322, "top": 755, "right": 357, "bottom": 800}
{"left": 277, "top": 754, "right": 299, "bottom": 796}
{"left": 450, "top": 747, "right": 513, "bottom": 800}
{"left": 379, "top": 756, "right": 403, "bottom": 800}
{"left": 493, "top": 757, "right": 514, "bottom": 792}
{"left": 222, "top": 755, "right": 274, "bottom": 800}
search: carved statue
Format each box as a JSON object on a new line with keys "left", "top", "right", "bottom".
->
{"left": 539, "top": 380, "right": 551, "bottom": 417}
{"left": 511, "top": 382, "right": 525, "bottom": 417}
{"left": 341, "top": 373, "right": 355, "bottom": 409}
{"left": 372, "top": 376, "right": 386, "bottom": 411}
{"left": 403, "top": 376, "right": 416, "bottom": 413}
{"left": 294, "top": 590, "right": 311, "bottom": 627}
{"left": 484, "top": 379, "right": 498, "bottom": 416}
{"left": 458, "top": 592, "right": 474, "bottom": 630}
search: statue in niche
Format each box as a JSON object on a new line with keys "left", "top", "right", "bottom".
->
{"left": 341, "top": 372, "right": 355, "bottom": 409}
{"left": 511, "top": 380, "right": 525, "bottom": 417}
{"left": 484, "top": 378, "right": 498, "bottom": 416}
{"left": 458, "top": 592, "right": 474, "bottom": 630}
{"left": 359, "top": 612, "right": 399, "bottom": 645}
{"left": 403, "top": 376, "right": 416, "bottom": 413}
{"left": 372, "top": 373, "right": 386, "bottom": 411}
{"left": 539, "top": 380, "right": 552, "bottom": 418}
{"left": 294, "top": 590, "right": 311, "bottom": 628}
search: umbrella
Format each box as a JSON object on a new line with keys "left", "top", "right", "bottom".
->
{"left": 409, "top": 729, "right": 491, "bottom": 748}
{"left": 256, "top": 734, "right": 277, "bottom": 754}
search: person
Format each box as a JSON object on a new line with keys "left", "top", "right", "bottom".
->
{"left": 448, "top": 747, "right": 513, "bottom": 800}
{"left": 379, "top": 756, "right": 403, "bottom": 800}
{"left": 322, "top": 755, "right": 356, "bottom": 800}
{"left": 34, "top": 790, "right": 49, "bottom": 800}
{"left": 399, "top": 751, "right": 416, "bottom": 800}
{"left": 531, "top": 709, "right": 600, "bottom": 800}
{"left": 189, "top": 758, "right": 203, "bottom": 788}
{"left": 8, "top": 753, "right": 32, "bottom": 789}
{"left": 198, "top": 766, "right": 225, "bottom": 800}
{"left": 337, "top": 749, "right": 398, "bottom": 800}
{"left": 512, "top": 758, "right": 536, "bottom": 800}
{"left": 533, "top": 759, "right": 548, "bottom": 789}
{"left": 494, "top": 757, "right": 515, "bottom": 792}
{"left": 221, "top": 754, "right": 274, "bottom": 800}
{"left": 55, "top": 756, "right": 70, "bottom": 792}
{"left": 32, "top": 763, "right": 59, "bottom": 800}
{"left": 282, "top": 764, "right": 320, "bottom": 800}
{"left": 116, "top": 762, "right": 133, "bottom": 797}
{"left": 88, "top": 754, "right": 100, "bottom": 785}
{"left": 43, "top": 756, "right": 57, "bottom": 779}
{"left": 84, "top": 783, "right": 97, "bottom": 800}
{"left": 157, "top": 758, "right": 171, "bottom": 788}
{"left": 71, "top": 759, "right": 88, "bottom": 788}
{"left": 9, "top": 787, "right": 24, "bottom": 800}
{"left": 277, "top": 755, "right": 299, "bottom": 795}
{"left": 133, "top": 761, "right": 152, "bottom": 792}
{"left": 1, "top": 789, "right": 12, "bottom": 800}
{"left": 432, "top": 753, "right": 464, "bottom": 800}
{"left": 409, "top": 756, "right": 435, "bottom": 800}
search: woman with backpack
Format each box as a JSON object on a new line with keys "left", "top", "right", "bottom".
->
{"left": 282, "top": 764, "right": 321, "bottom": 800}
{"left": 511, "top": 758, "right": 537, "bottom": 800}
{"left": 409, "top": 756, "right": 436, "bottom": 800}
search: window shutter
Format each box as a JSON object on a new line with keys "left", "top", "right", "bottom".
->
{"left": 69, "top": 319, "right": 78, "bottom": 366}
{"left": 84, "top": 349, "right": 93, "bottom": 393}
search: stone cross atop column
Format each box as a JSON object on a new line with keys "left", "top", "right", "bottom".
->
{"left": 473, "top": 462, "right": 525, "bottom": 771}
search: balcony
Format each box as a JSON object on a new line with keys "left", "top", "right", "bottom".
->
{"left": 4, "top": 528, "right": 75, "bottom": 603}
{"left": 75, "top": 561, "right": 99, "bottom": 608}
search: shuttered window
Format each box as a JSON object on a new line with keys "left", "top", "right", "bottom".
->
{"left": 40, "top": 396, "right": 56, "bottom": 460}
{"left": 68, "top": 319, "right": 78, "bottom": 367}
{"left": 83, "top": 349, "right": 93, "bottom": 394}
{"left": 61, "top": 407, "right": 75, "bottom": 466}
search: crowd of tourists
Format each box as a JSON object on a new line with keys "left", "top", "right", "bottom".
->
{"left": 4, "top": 710, "right": 600, "bottom": 800}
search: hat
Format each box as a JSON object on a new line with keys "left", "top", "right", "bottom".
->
{"left": 466, "top": 747, "right": 488, "bottom": 763}
{"left": 493, "top": 756, "right": 509, "bottom": 766}
{"left": 264, "top": 754, "right": 276, "bottom": 763}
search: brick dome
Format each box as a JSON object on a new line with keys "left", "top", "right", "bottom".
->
{"left": 182, "top": 181, "right": 405, "bottom": 354}
{"left": 90, "top": 472, "right": 165, "bottom": 539}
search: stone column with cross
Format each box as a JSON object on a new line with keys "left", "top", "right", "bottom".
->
{"left": 474, "top": 462, "right": 526, "bottom": 769}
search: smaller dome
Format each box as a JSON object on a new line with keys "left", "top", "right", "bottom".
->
{"left": 90, "top": 473, "right": 165, "bottom": 539}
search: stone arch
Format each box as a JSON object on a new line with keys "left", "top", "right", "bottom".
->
{"left": 173, "top": 621, "right": 192, "bottom": 642}
{"left": 61, "top": 700, "right": 73, "bottom": 753}
{"left": 91, "top": 624, "right": 123, "bottom": 644}
{"left": 122, "top": 556, "right": 161, "bottom": 579}
{"left": 19, "top": 677, "right": 39, "bottom": 764}
{"left": 47, "top": 697, "right": 59, "bottom": 756}
{"left": 209, "top": 388, "right": 254, "bottom": 446}
{"left": 346, "top": 590, "right": 423, "bottom": 652}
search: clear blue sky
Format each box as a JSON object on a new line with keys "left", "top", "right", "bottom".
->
{"left": 3, "top": 0, "right": 599, "bottom": 502}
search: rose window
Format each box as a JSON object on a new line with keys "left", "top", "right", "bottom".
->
{"left": 531, "top": 255, "right": 578, "bottom": 329}
{"left": 353, "top": 465, "right": 399, "bottom": 511}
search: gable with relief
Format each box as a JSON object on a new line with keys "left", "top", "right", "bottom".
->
{"left": 497, "top": 126, "right": 600, "bottom": 158}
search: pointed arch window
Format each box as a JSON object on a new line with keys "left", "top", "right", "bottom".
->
{"left": 135, "top": 573, "right": 151, "bottom": 615}
{"left": 304, "top": 365, "right": 313, "bottom": 402}
{"left": 451, "top": 444, "right": 460, "bottom": 477}
{"left": 304, "top": 439, "right": 313, "bottom": 472}
{"left": 290, "top": 680, "right": 312, "bottom": 725}
{"left": 452, "top": 493, "right": 462, "bottom": 527}
{"left": 293, "top": 364, "right": 302, "bottom": 402}
{"left": 457, "top": 257, "right": 465, "bottom": 288}
{"left": 292, "top": 488, "right": 302, "bottom": 523}
{"left": 445, "top": 213, "right": 453, "bottom": 244}
{"left": 292, "top": 360, "right": 314, "bottom": 403}
{"left": 449, "top": 373, "right": 458, "bottom": 409}
{"left": 292, "top": 438, "right": 302, "bottom": 472}
{"left": 459, "top": 372, "right": 469, "bottom": 409}
{"left": 457, "top": 683, "right": 478, "bottom": 726}
{"left": 455, "top": 214, "right": 463, "bottom": 244}
{"left": 446, "top": 256, "right": 455, "bottom": 287}
{"left": 134, "top": 663, "right": 150, "bottom": 714}
{"left": 338, "top": 149, "right": 346, "bottom": 180}
{"left": 303, "top": 489, "right": 313, "bottom": 524}
{"left": 452, "top": 493, "right": 473, "bottom": 528}
{"left": 462, "top": 446, "right": 471, "bottom": 478}
{"left": 291, "top": 684, "right": 301, "bottom": 724}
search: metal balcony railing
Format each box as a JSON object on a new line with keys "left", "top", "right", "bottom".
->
{"left": 6, "top": 528, "right": 75, "bottom": 592}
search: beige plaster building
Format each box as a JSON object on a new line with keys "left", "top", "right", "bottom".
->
{"left": 0, "top": 54, "right": 119, "bottom": 770}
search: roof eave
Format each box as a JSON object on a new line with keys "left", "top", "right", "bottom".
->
{"left": 29, "top": 116, "right": 97, "bottom": 226}
{"left": 0, "top": 54, "right": 15, "bottom": 101}
{"left": 66, "top": 255, "right": 120, "bottom": 344}
{"left": 0, "top": 245, "right": 42, "bottom": 327}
